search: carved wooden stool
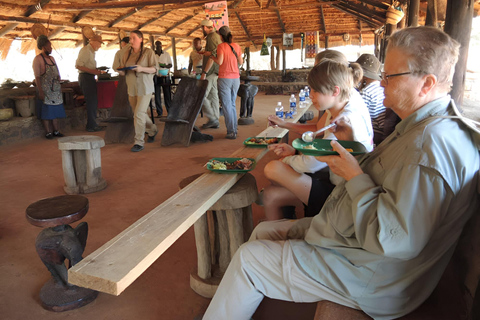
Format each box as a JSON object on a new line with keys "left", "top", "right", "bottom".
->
{"left": 26, "top": 195, "right": 98, "bottom": 311}
{"left": 179, "top": 173, "right": 258, "bottom": 298}
{"left": 58, "top": 136, "right": 107, "bottom": 194}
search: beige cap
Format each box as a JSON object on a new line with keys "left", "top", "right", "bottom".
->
{"left": 90, "top": 34, "right": 103, "bottom": 44}
{"left": 200, "top": 19, "right": 213, "bottom": 27}
{"left": 355, "top": 54, "right": 381, "bottom": 81}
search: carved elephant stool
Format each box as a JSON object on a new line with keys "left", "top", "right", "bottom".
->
{"left": 26, "top": 195, "right": 98, "bottom": 311}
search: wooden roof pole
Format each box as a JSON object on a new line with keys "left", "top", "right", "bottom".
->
{"left": 48, "top": 27, "right": 66, "bottom": 39}
{"left": 108, "top": 7, "right": 146, "bottom": 28}
{"left": 408, "top": 0, "right": 420, "bottom": 27}
{"left": 254, "top": 0, "right": 262, "bottom": 8}
{"left": 136, "top": 11, "right": 171, "bottom": 30}
{"left": 171, "top": 37, "right": 177, "bottom": 71}
{"left": 165, "top": 15, "right": 195, "bottom": 34}
{"left": 444, "top": 0, "right": 474, "bottom": 109}
{"left": 272, "top": 0, "right": 286, "bottom": 33}
{"left": 43, "top": 0, "right": 207, "bottom": 11}
{"left": 71, "top": 0, "right": 109, "bottom": 23}
{"left": 425, "top": 0, "right": 438, "bottom": 26}
{"left": 231, "top": 0, "right": 245, "bottom": 9}
{"left": 234, "top": 12, "right": 257, "bottom": 49}
{"left": 320, "top": 4, "right": 327, "bottom": 34}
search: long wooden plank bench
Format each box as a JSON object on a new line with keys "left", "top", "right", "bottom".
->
{"left": 68, "top": 103, "right": 315, "bottom": 295}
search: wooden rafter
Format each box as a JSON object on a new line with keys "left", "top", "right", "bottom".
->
{"left": 320, "top": 5, "right": 327, "bottom": 33}
{"left": 272, "top": 0, "right": 286, "bottom": 33}
{"left": 109, "top": 7, "right": 146, "bottom": 27}
{"left": 235, "top": 12, "right": 257, "bottom": 49}
{"left": 165, "top": 15, "right": 194, "bottom": 34}
{"left": 327, "top": 3, "right": 383, "bottom": 27}
{"left": 71, "top": 0, "right": 109, "bottom": 23}
{"left": 0, "top": 0, "right": 52, "bottom": 40}
{"left": 43, "top": 0, "right": 207, "bottom": 11}
{"left": 48, "top": 27, "right": 66, "bottom": 39}
{"left": 231, "top": 0, "right": 245, "bottom": 9}
{"left": 254, "top": 0, "right": 262, "bottom": 8}
{"left": 265, "top": 0, "right": 273, "bottom": 9}
{"left": 137, "top": 11, "right": 171, "bottom": 30}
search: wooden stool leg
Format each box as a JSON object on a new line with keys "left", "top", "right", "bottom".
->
{"left": 216, "top": 210, "right": 230, "bottom": 273}
{"left": 85, "top": 149, "right": 102, "bottom": 187}
{"left": 226, "top": 208, "right": 244, "bottom": 260}
{"left": 61, "top": 150, "right": 78, "bottom": 194}
{"left": 73, "top": 150, "right": 87, "bottom": 185}
{"left": 193, "top": 213, "right": 211, "bottom": 280}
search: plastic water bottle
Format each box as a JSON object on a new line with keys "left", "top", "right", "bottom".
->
{"left": 289, "top": 94, "right": 297, "bottom": 115}
{"left": 304, "top": 86, "right": 310, "bottom": 100}
{"left": 299, "top": 89, "right": 306, "bottom": 108}
{"left": 275, "top": 101, "right": 284, "bottom": 118}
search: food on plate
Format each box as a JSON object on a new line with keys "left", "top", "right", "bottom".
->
{"left": 245, "top": 137, "right": 279, "bottom": 145}
{"left": 207, "top": 158, "right": 254, "bottom": 170}
{"left": 304, "top": 145, "right": 318, "bottom": 150}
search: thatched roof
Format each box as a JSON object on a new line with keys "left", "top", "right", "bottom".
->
{"left": 0, "top": 0, "right": 479, "bottom": 59}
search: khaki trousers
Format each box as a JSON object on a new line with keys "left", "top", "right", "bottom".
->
{"left": 202, "top": 220, "right": 359, "bottom": 320}
{"left": 129, "top": 95, "right": 157, "bottom": 146}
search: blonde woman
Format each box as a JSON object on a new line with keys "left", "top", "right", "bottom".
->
{"left": 119, "top": 30, "right": 158, "bottom": 152}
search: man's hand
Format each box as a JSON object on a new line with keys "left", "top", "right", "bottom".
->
{"left": 200, "top": 73, "right": 206, "bottom": 80}
{"left": 131, "top": 65, "right": 142, "bottom": 73}
{"left": 330, "top": 115, "right": 354, "bottom": 141}
{"left": 268, "top": 143, "right": 296, "bottom": 158}
{"left": 315, "top": 140, "right": 363, "bottom": 181}
{"left": 267, "top": 115, "right": 285, "bottom": 128}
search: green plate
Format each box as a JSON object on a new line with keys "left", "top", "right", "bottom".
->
{"left": 206, "top": 158, "right": 256, "bottom": 173}
{"left": 243, "top": 137, "right": 280, "bottom": 148}
{"left": 292, "top": 138, "right": 367, "bottom": 156}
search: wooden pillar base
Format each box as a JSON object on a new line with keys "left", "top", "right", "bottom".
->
{"left": 190, "top": 266, "right": 222, "bottom": 298}
{"left": 64, "top": 178, "right": 107, "bottom": 195}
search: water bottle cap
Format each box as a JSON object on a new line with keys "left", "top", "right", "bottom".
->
{"left": 277, "top": 101, "right": 282, "bottom": 106}
{"left": 300, "top": 89, "right": 304, "bottom": 92}
{"left": 291, "top": 94, "right": 295, "bottom": 98}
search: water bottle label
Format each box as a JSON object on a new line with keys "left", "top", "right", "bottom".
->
{"left": 276, "top": 111, "right": 284, "bottom": 118}
{"left": 300, "top": 97, "right": 305, "bottom": 102}
{"left": 290, "top": 102, "right": 296, "bottom": 108}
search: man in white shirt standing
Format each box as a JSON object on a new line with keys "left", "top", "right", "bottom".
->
{"left": 153, "top": 40, "right": 172, "bottom": 117}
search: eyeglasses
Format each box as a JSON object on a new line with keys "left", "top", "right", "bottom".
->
{"left": 381, "top": 71, "right": 412, "bottom": 84}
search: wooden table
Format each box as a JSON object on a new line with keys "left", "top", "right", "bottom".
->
{"left": 68, "top": 102, "right": 315, "bottom": 295}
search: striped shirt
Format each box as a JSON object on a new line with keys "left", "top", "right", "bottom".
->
{"left": 359, "top": 81, "right": 385, "bottom": 138}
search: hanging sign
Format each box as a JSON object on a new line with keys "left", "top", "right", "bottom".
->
{"left": 305, "top": 31, "right": 318, "bottom": 59}
{"left": 204, "top": 1, "right": 229, "bottom": 29}
{"left": 283, "top": 33, "right": 293, "bottom": 46}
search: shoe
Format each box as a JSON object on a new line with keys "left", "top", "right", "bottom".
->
{"left": 201, "top": 121, "right": 219, "bottom": 129}
{"left": 130, "top": 144, "right": 144, "bottom": 152}
{"left": 45, "top": 132, "right": 53, "bottom": 139}
{"left": 86, "top": 126, "right": 106, "bottom": 132}
{"left": 53, "top": 131, "right": 64, "bottom": 137}
{"left": 225, "top": 132, "right": 237, "bottom": 139}
{"left": 147, "top": 130, "right": 158, "bottom": 143}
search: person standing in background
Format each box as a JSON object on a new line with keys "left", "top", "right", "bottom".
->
{"left": 153, "top": 41, "right": 172, "bottom": 117}
{"left": 188, "top": 38, "right": 203, "bottom": 76}
{"left": 119, "top": 30, "right": 158, "bottom": 152}
{"left": 112, "top": 37, "right": 130, "bottom": 72}
{"left": 209, "top": 26, "right": 243, "bottom": 140}
{"left": 32, "top": 35, "right": 66, "bottom": 139}
{"left": 75, "top": 34, "right": 106, "bottom": 132}
{"left": 199, "top": 19, "right": 222, "bottom": 129}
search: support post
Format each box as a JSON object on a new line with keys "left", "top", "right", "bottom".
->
{"left": 408, "top": 0, "right": 420, "bottom": 26}
{"left": 444, "top": 0, "right": 474, "bottom": 109}
{"left": 171, "top": 37, "right": 177, "bottom": 71}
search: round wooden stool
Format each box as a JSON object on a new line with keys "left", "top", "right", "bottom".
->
{"left": 26, "top": 195, "right": 98, "bottom": 311}
{"left": 179, "top": 173, "right": 258, "bottom": 298}
{"left": 57, "top": 136, "right": 107, "bottom": 194}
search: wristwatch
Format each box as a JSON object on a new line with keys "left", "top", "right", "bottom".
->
{"left": 202, "top": 71, "right": 207, "bottom": 74}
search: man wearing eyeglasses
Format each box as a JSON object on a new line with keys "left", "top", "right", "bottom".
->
{"left": 198, "top": 26, "right": 479, "bottom": 320}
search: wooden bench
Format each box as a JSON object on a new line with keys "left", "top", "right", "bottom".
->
{"left": 67, "top": 102, "right": 315, "bottom": 295}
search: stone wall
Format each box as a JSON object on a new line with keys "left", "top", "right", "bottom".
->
{"left": 0, "top": 107, "right": 88, "bottom": 146}
{"left": 247, "top": 69, "right": 311, "bottom": 95}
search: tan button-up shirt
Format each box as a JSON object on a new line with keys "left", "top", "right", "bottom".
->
{"left": 76, "top": 44, "right": 97, "bottom": 74}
